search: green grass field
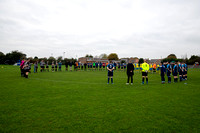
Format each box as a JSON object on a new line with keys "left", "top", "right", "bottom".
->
{"left": 0, "top": 65, "right": 200, "bottom": 133}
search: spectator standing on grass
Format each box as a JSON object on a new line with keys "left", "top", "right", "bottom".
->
{"left": 58, "top": 61, "right": 62, "bottom": 71}
{"left": 107, "top": 60, "right": 115, "bottom": 84}
{"left": 126, "top": 60, "right": 134, "bottom": 85}
{"left": 141, "top": 60, "right": 149, "bottom": 84}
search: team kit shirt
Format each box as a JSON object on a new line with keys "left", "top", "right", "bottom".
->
{"left": 167, "top": 64, "right": 172, "bottom": 76}
{"left": 142, "top": 62, "right": 149, "bottom": 72}
{"left": 173, "top": 64, "right": 178, "bottom": 75}
{"left": 178, "top": 64, "right": 182, "bottom": 73}
{"left": 107, "top": 63, "right": 115, "bottom": 76}
{"left": 160, "top": 64, "right": 166, "bottom": 76}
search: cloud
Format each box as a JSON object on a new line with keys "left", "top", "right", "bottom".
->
{"left": 0, "top": 0, "right": 200, "bottom": 59}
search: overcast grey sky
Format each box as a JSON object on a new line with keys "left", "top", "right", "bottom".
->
{"left": 0, "top": 0, "right": 200, "bottom": 59}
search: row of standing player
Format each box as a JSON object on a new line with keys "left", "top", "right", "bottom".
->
{"left": 20, "top": 59, "right": 188, "bottom": 83}
{"left": 34, "top": 61, "right": 129, "bottom": 72}
{"left": 160, "top": 62, "right": 188, "bottom": 84}
{"left": 34, "top": 60, "right": 63, "bottom": 73}
{"left": 107, "top": 60, "right": 188, "bottom": 84}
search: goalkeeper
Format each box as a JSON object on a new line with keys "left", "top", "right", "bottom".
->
{"left": 142, "top": 60, "right": 149, "bottom": 84}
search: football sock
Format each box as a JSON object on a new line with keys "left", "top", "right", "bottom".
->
{"left": 108, "top": 78, "right": 110, "bottom": 83}
{"left": 111, "top": 78, "right": 113, "bottom": 83}
{"left": 146, "top": 78, "right": 148, "bottom": 84}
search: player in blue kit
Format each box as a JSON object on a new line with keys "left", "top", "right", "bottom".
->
{"left": 166, "top": 62, "right": 172, "bottom": 83}
{"left": 107, "top": 61, "right": 115, "bottom": 84}
{"left": 182, "top": 63, "right": 185, "bottom": 80}
{"left": 178, "top": 62, "right": 183, "bottom": 81}
{"left": 184, "top": 63, "right": 188, "bottom": 80}
{"left": 173, "top": 62, "right": 178, "bottom": 82}
{"left": 160, "top": 62, "right": 166, "bottom": 84}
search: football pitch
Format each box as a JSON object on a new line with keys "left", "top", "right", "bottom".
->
{"left": 0, "top": 65, "right": 200, "bottom": 133}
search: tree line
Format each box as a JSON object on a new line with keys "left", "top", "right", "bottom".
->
{"left": 0, "top": 51, "right": 199, "bottom": 65}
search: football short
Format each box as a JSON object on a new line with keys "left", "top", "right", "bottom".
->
{"left": 108, "top": 71, "right": 113, "bottom": 76}
{"left": 173, "top": 72, "right": 178, "bottom": 76}
{"left": 41, "top": 66, "right": 44, "bottom": 69}
{"left": 142, "top": 72, "right": 148, "bottom": 76}
{"left": 179, "top": 71, "right": 182, "bottom": 75}
{"left": 46, "top": 66, "right": 49, "bottom": 68}
{"left": 167, "top": 72, "right": 171, "bottom": 77}
{"left": 185, "top": 71, "right": 187, "bottom": 74}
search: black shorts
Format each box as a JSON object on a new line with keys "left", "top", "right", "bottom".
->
{"left": 179, "top": 71, "right": 182, "bottom": 75}
{"left": 108, "top": 71, "right": 113, "bottom": 76}
{"left": 46, "top": 66, "right": 49, "bottom": 68}
{"left": 167, "top": 72, "right": 171, "bottom": 77}
{"left": 41, "top": 66, "right": 44, "bottom": 69}
{"left": 173, "top": 72, "right": 178, "bottom": 76}
{"left": 185, "top": 71, "right": 187, "bottom": 74}
{"left": 142, "top": 72, "right": 148, "bottom": 76}
{"left": 24, "top": 69, "right": 30, "bottom": 72}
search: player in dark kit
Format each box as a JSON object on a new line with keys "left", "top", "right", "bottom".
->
{"left": 160, "top": 62, "right": 166, "bottom": 84}
{"left": 126, "top": 60, "right": 134, "bottom": 85}
{"left": 46, "top": 61, "right": 49, "bottom": 72}
{"left": 184, "top": 63, "right": 188, "bottom": 80}
{"left": 182, "top": 63, "right": 185, "bottom": 80}
{"left": 166, "top": 62, "right": 172, "bottom": 83}
{"left": 178, "top": 62, "right": 183, "bottom": 81}
{"left": 23, "top": 59, "right": 30, "bottom": 78}
{"left": 107, "top": 61, "right": 115, "bottom": 84}
{"left": 173, "top": 62, "right": 178, "bottom": 82}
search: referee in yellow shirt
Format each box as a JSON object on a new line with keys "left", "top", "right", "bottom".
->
{"left": 142, "top": 60, "right": 149, "bottom": 84}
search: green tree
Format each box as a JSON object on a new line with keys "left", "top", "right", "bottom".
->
{"left": 57, "top": 56, "right": 63, "bottom": 62}
{"left": 5, "top": 50, "right": 26, "bottom": 65}
{"left": 85, "top": 54, "right": 93, "bottom": 58}
{"left": 48, "top": 56, "right": 56, "bottom": 64}
{"left": 167, "top": 54, "right": 177, "bottom": 59}
{"left": 0, "top": 51, "right": 5, "bottom": 64}
{"left": 188, "top": 55, "right": 200, "bottom": 65}
{"left": 107, "top": 53, "right": 119, "bottom": 60}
